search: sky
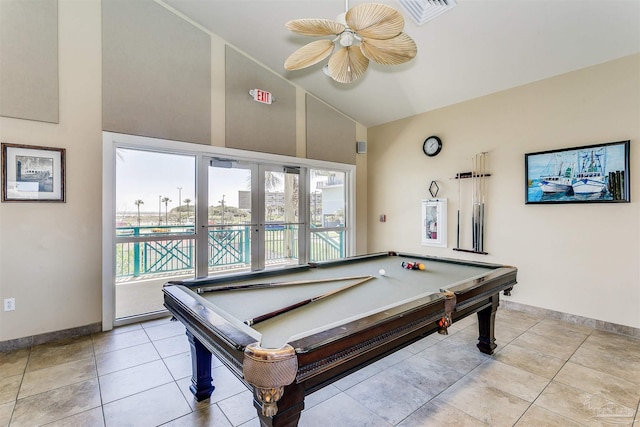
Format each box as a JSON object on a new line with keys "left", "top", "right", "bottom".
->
{"left": 115, "top": 148, "right": 248, "bottom": 214}
{"left": 115, "top": 148, "right": 335, "bottom": 215}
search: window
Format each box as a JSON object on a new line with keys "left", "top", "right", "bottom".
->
{"left": 309, "top": 169, "right": 346, "bottom": 262}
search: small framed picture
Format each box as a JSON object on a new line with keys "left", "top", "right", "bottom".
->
{"left": 422, "top": 198, "right": 447, "bottom": 248}
{"left": 525, "top": 140, "right": 630, "bottom": 204}
{"left": 2, "top": 143, "right": 66, "bottom": 202}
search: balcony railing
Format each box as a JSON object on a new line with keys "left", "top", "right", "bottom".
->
{"left": 115, "top": 225, "right": 344, "bottom": 279}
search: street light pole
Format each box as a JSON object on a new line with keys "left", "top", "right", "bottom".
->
{"left": 177, "top": 187, "right": 182, "bottom": 224}
{"left": 219, "top": 194, "right": 225, "bottom": 225}
{"left": 158, "top": 195, "right": 162, "bottom": 225}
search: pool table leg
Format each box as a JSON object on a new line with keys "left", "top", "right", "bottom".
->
{"left": 476, "top": 294, "right": 499, "bottom": 355}
{"left": 255, "top": 382, "right": 305, "bottom": 427}
{"left": 186, "top": 330, "right": 215, "bottom": 401}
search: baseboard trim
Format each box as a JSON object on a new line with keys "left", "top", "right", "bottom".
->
{"left": 502, "top": 300, "right": 640, "bottom": 339}
{"left": 0, "top": 322, "right": 102, "bottom": 352}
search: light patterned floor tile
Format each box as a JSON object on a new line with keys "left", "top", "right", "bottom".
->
{"left": 0, "top": 401, "right": 14, "bottom": 427}
{"left": 10, "top": 378, "right": 101, "bottom": 427}
{"left": 143, "top": 321, "right": 186, "bottom": 342}
{"left": 418, "top": 340, "right": 489, "bottom": 375}
{"left": 103, "top": 382, "right": 191, "bottom": 427}
{"left": 216, "top": 390, "right": 256, "bottom": 426}
{"left": 99, "top": 359, "right": 174, "bottom": 403}
{"left": 95, "top": 342, "right": 160, "bottom": 376}
{"left": 397, "top": 400, "right": 489, "bottom": 426}
{"left": 554, "top": 362, "right": 640, "bottom": 410}
{"left": 19, "top": 357, "right": 97, "bottom": 399}
{"left": 345, "top": 355, "right": 463, "bottom": 425}
{"left": 26, "top": 337, "right": 94, "bottom": 372}
{"left": 535, "top": 381, "right": 637, "bottom": 427}
{"left": 510, "top": 330, "right": 580, "bottom": 360}
{"left": 492, "top": 343, "right": 566, "bottom": 379}
{"left": 152, "top": 334, "right": 190, "bottom": 359}
{"left": 580, "top": 331, "right": 640, "bottom": 361}
{"left": 160, "top": 404, "right": 233, "bottom": 427}
{"left": 0, "top": 349, "right": 29, "bottom": 379}
{"left": 515, "top": 404, "right": 584, "bottom": 427}
{"left": 299, "top": 393, "right": 392, "bottom": 427}
{"left": 163, "top": 351, "right": 192, "bottom": 380}
{"left": 570, "top": 345, "right": 640, "bottom": 386}
{"left": 41, "top": 407, "right": 105, "bottom": 427}
{"left": 495, "top": 310, "right": 542, "bottom": 332}
{"left": 303, "top": 384, "right": 341, "bottom": 410}
{"left": 0, "top": 375, "right": 21, "bottom": 405}
{"left": 92, "top": 329, "right": 151, "bottom": 355}
{"left": 467, "top": 359, "right": 550, "bottom": 402}
{"left": 437, "top": 378, "right": 531, "bottom": 426}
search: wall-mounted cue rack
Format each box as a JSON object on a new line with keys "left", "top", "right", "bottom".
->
{"left": 453, "top": 152, "right": 491, "bottom": 255}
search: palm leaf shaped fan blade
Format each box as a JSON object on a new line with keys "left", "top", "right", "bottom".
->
{"left": 286, "top": 19, "right": 345, "bottom": 37}
{"left": 327, "top": 46, "right": 369, "bottom": 84}
{"left": 347, "top": 3, "right": 417, "bottom": 65}
{"left": 360, "top": 32, "right": 417, "bottom": 65}
{"left": 285, "top": 40, "right": 335, "bottom": 70}
{"left": 346, "top": 3, "right": 404, "bottom": 39}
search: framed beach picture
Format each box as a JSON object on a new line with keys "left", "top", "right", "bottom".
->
{"left": 422, "top": 198, "right": 447, "bottom": 247}
{"left": 525, "top": 140, "right": 630, "bottom": 204}
{"left": 2, "top": 143, "right": 66, "bottom": 202}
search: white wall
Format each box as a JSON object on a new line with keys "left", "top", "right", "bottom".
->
{"left": 367, "top": 54, "right": 640, "bottom": 329}
{"left": 0, "top": 0, "right": 103, "bottom": 341}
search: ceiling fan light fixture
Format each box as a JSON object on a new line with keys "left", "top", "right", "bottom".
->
{"left": 339, "top": 31, "right": 355, "bottom": 47}
{"left": 284, "top": 1, "right": 417, "bottom": 83}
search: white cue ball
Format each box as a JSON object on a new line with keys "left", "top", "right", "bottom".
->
{"left": 379, "top": 268, "right": 386, "bottom": 276}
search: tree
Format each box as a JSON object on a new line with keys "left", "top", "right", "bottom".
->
{"left": 162, "top": 197, "right": 172, "bottom": 225}
{"left": 134, "top": 199, "right": 144, "bottom": 226}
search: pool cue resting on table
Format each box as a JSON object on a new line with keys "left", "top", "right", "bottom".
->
{"left": 245, "top": 275, "right": 375, "bottom": 326}
{"left": 196, "top": 275, "right": 373, "bottom": 293}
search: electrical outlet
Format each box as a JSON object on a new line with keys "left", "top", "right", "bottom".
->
{"left": 4, "top": 298, "right": 15, "bottom": 311}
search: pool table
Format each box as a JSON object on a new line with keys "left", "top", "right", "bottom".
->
{"left": 163, "top": 252, "right": 517, "bottom": 427}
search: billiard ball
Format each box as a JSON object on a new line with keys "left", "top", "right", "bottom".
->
{"left": 418, "top": 263, "right": 425, "bottom": 270}
{"left": 379, "top": 268, "right": 386, "bottom": 276}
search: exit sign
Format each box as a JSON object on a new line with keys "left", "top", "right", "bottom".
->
{"left": 251, "top": 88, "right": 273, "bottom": 105}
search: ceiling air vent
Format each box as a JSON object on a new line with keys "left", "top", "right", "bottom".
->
{"left": 397, "top": 0, "right": 457, "bottom": 25}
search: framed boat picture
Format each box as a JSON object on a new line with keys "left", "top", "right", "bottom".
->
{"left": 1, "top": 143, "right": 66, "bottom": 202}
{"left": 525, "top": 140, "right": 630, "bottom": 204}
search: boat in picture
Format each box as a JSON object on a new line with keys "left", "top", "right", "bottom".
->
{"left": 572, "top": 149, "right": 606, "bottom": 194}
{"left": 538, "top": 154, "right": 573, "bottom": 193}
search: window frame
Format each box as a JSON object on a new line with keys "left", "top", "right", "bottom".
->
{"left": 102, "top": 132, "right": 356, "bottom": 330}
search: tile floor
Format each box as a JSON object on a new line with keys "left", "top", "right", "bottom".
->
{"left": 1, "top": 308, "right": 639, "bottom": 427}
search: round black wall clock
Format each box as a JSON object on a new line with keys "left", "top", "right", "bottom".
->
{"left": 423, "top": 136, "right": 442, "bottom": 157}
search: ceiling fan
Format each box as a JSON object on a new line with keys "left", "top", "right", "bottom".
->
{"left": 284, "top": 1, "right": 417, "bottom": 84}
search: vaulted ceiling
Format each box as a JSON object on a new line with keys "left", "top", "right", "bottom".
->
{"left": 163, "top": 0, "right": 640, "bottom": 127}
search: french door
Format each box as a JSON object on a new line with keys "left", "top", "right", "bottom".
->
{"left": 200, "top": 159, "right": 306, "bottom": 276}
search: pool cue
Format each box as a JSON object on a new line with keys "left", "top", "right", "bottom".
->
{"left": 456, "top": 172, "right": 461, "bottom": 248}
{"left": 479, "top": 153, "right": 485, "bottom": 252}
{"left": 472, "top": 154, "right": 479, "bottom": 251}
{"left": 244, "top": 275, "right": 375, "bottom": 326}
{"left": 199, "top": 275, "right": 374, "bottom": 293}
{"left": 471, "top": 156, "right": 475, "bottom": 251}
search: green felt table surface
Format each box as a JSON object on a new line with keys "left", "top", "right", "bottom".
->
{"left": 195, "top": 254, "right": 494, "bottom": 348}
